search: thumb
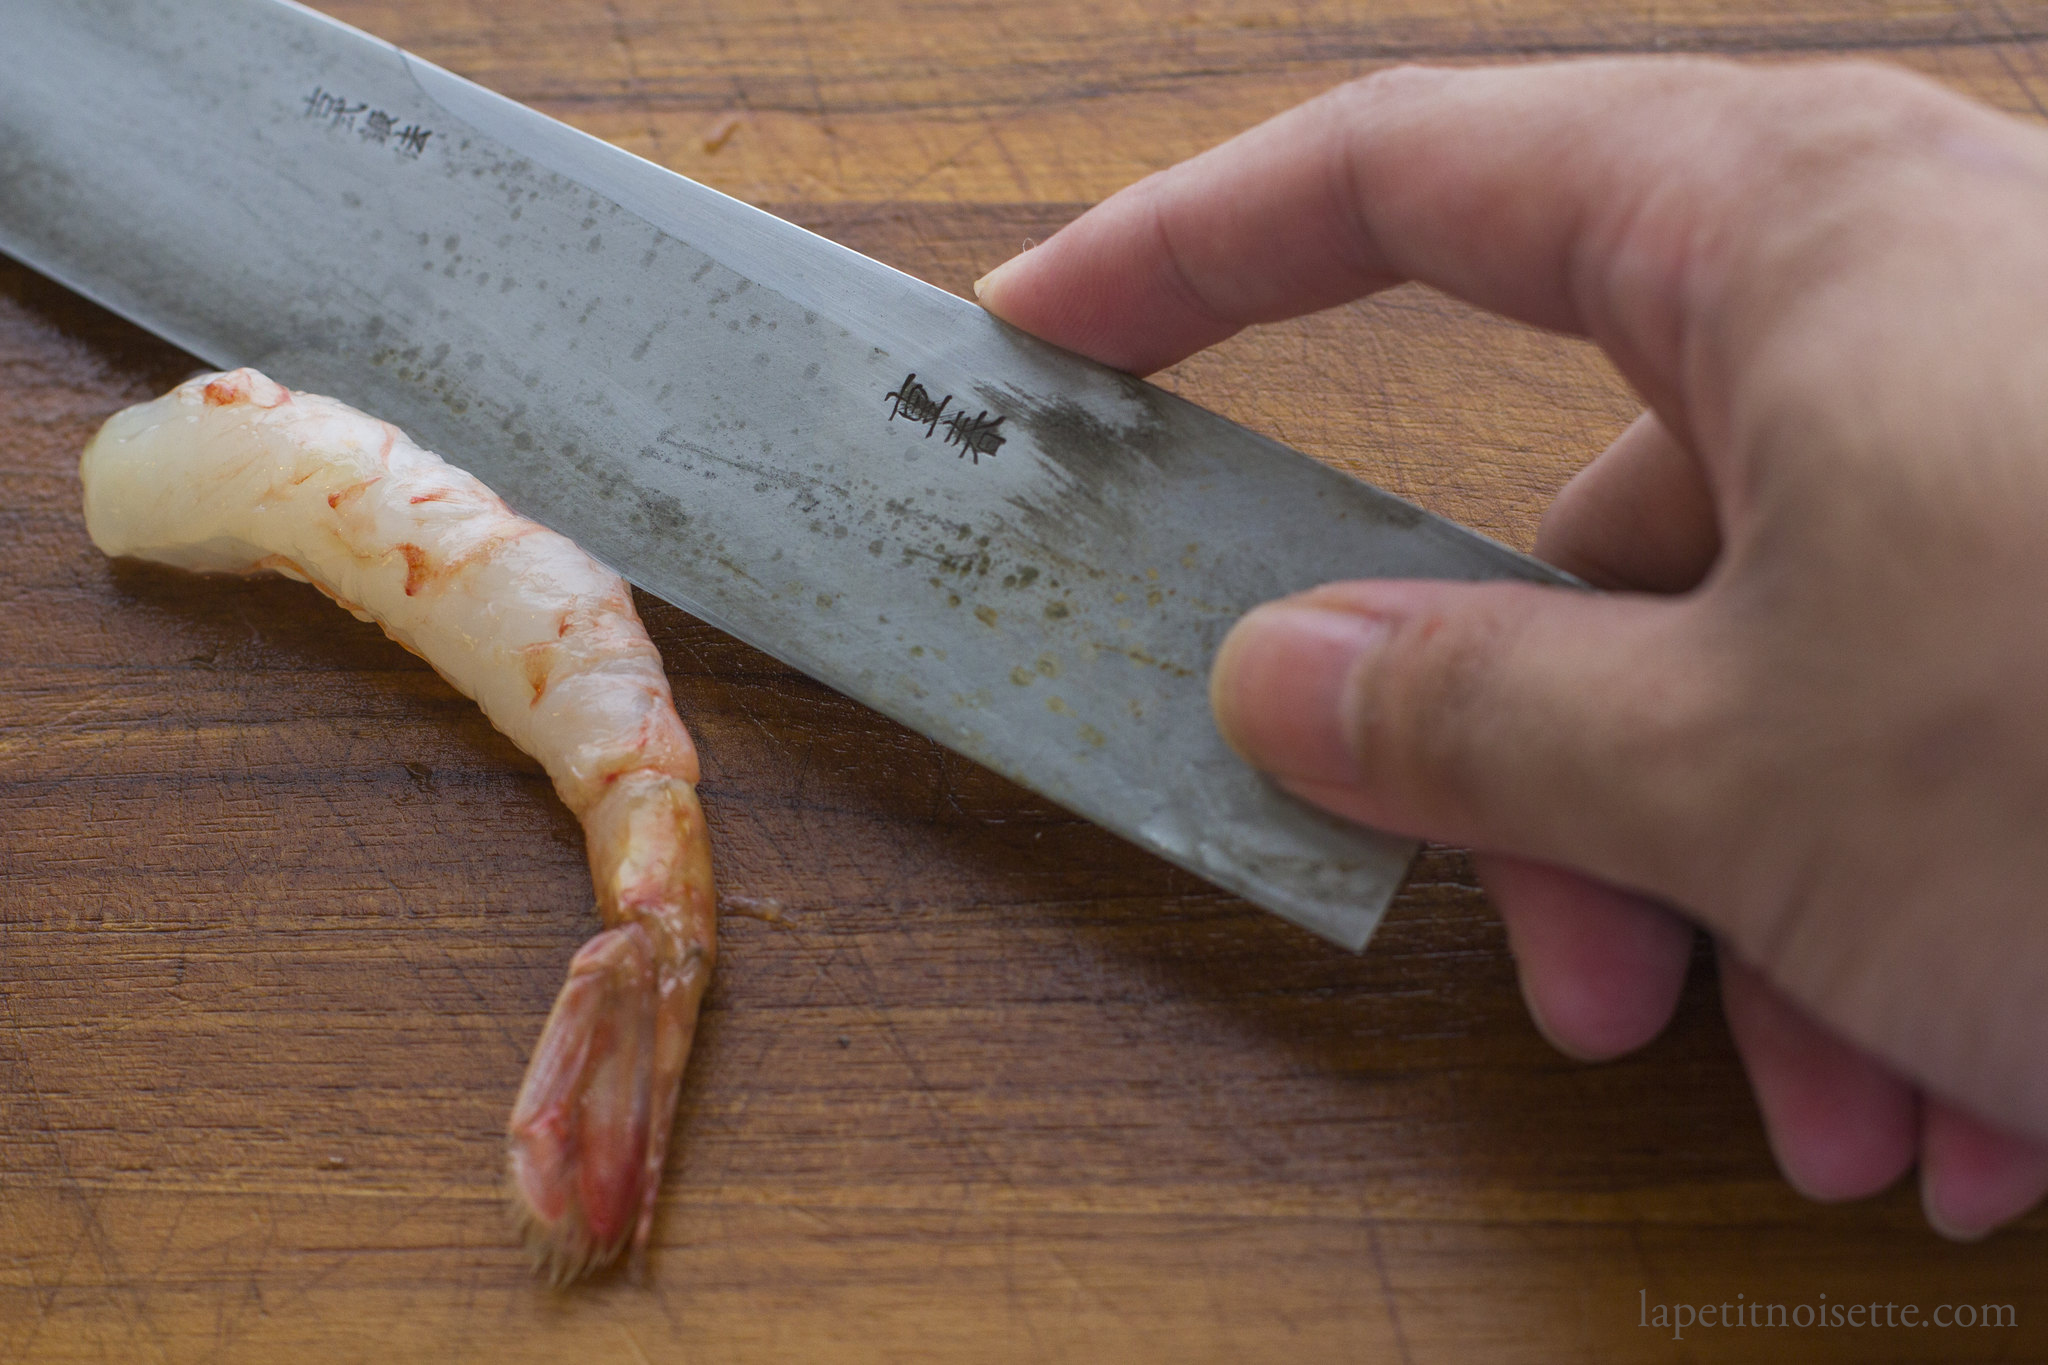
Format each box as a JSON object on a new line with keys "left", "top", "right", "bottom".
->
{"left": 1210, "top": 578, "right": 1725, "bottom": 900}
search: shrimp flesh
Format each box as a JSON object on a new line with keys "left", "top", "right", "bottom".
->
{"left": 80, "top": 368, "right": 716, "bottom": 1283}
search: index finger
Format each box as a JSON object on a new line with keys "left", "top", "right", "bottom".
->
{"left": 972, "top": 59, "right": 2011, "bottom": 437}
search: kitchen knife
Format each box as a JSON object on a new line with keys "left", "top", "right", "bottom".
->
{"left": 0, "top": 0, "right": 1568, "bottom": 950}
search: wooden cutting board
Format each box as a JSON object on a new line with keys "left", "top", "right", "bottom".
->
{"left": 3, "top": 2, "right": 2045, "bottom": 1360}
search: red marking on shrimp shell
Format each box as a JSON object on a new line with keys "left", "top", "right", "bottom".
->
{"left": 398, "top": 543, "right": 431, "bottom": 596}
{"left": 523, "top": 645, "right": 552, "bottom": 705}
{"left": 327, "top": 478, "right": 380, "bottom": 511}
{"left": 200, "top": 369, "right": 291, "bottom": 409}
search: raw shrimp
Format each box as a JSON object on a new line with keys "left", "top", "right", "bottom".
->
{"left": 80, "top": 368, "right": 715, "bottom": 1283}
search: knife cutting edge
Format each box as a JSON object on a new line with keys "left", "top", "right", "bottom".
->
{"left": 0, "top": 0, "right": 1568, "bottom": 949}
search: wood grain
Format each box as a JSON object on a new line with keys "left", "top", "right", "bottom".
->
{"left": 4, "top": 2, "right": 2048, "bottom": 1360}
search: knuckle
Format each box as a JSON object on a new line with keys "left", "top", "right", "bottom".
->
{"left": 1347, "top": 601, "right": 1512, "bottom": 826}
{"left": 1693, "top": 61, "right": 1982, "bottom": 315}
{"left": 1784, "top": 58, "right": 1926, "bottom": 107}
{"left": 1616, "top": 624, "right": 1758, "bottom": 872}
{"left": 1743, "top": 61, "right": 1967, "bottom": 185}
{"left": 1622, "top": 637, "right": 1740, "bottom": 792}
{"left": 1333, "top": 63, "right": 1452, "bottom": 116}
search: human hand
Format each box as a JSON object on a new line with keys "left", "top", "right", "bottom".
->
{"left": 973, "top": 59, "right": 2048, "bottom": 1237}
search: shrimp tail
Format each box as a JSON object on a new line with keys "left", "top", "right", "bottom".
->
{"left": 506, "top": 924, "right": 655, "bottom": 1283}
{"left": 507, "top": 774, "right": 715, "bottom": 1284}
{"left": 507, "top": 923, "right": 709, "bottom": 1284}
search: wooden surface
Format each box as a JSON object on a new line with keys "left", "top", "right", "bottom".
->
{"left": 5, "top": 1, "right": 2048, "bottom": 1360}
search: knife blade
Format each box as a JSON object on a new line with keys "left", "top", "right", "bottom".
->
{"left": 0, "top": 0, "right": 1567, "bottom": 950}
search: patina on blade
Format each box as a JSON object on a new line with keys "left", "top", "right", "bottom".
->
{"left": 0, "top": 0, "right": 1566, "bottom": 949}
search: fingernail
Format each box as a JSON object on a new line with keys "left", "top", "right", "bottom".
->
{"left": 972, "top": 252, "right": 1025, "bottom": 304}
{"left": 1923, "top": 1185, "right": 1994, "bottom": 1244}
{"left": 1918, "top": 1111, "right": 2048, "bottom": 1243}
{"left": 1210, "top": 601, "right": 1388, "bottom": 785}
{"left": 1922, "top": 1162, "right": 2011, "bottom": 1243}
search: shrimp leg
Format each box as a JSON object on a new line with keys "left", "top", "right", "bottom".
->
{"left": 80, "top": 368, "right": 716, "bottom": 1281}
